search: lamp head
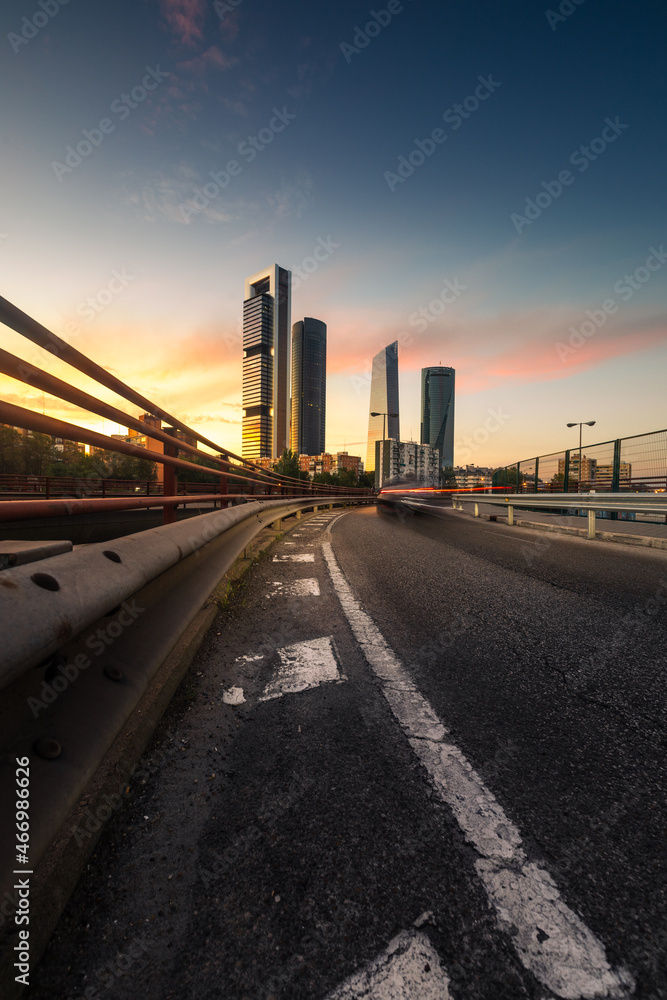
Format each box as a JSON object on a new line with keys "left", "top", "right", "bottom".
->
{"left": 585, "top": 420, "right": 596, "bottom": 426}
{"left": 566, "top": 422, "right": 577, "bottom": 428}
{"left": 370, "top": 412, "right": 381, "bottom": 417}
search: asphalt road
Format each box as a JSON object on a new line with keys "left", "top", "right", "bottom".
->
{"left": 26, "top": 506, "right": 667, "bottom": 1000}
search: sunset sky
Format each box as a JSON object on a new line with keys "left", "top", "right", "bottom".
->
{"left": 1, "top": 0, "right": 665, "bottom": 467}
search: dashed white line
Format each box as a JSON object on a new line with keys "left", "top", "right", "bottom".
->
{"left": 273, "top": 553, "right": 315, "bottom": 562}
{"left": 265, "top": 578, "right": 321, "bottom": 598}
{"left": 322, "top": 540, "right": 634, "bottom": 1000}
{"left": 259, "top": 636, "right": 344, "bottom": 701}
{"left": 325, "top": 929, "right": 451, "bottom": 999}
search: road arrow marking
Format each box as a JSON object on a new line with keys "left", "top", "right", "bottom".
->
{"left": 324, "top": 929, "right": 451, "bottom": 999}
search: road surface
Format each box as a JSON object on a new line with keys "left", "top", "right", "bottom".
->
{"left": 27, "top": 506, "right": 667, "bottom": 999}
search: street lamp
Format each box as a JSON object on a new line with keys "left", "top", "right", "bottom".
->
{"left": 370, "top": 411, "right": 399, "bottom": 487}
{"left": 566, "top": 420, "right": 596, "bottom": 491}
{"left": 370, "top": 411, "right": 399, "bottom": 443}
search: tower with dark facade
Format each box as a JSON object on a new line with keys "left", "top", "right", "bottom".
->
{"left": 242, "top": 265, "right": 291, "bottom": 460}
{"left": 290, "top": 317, "right": 326, "bottom": 457}
{"left": 420, "top": 366, "right": 455, "bottom": 470}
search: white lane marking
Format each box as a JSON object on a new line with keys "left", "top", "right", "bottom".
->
{"left": 259, "top": 636, "right": 344, "bottom": 701}
{"left": 273, "top": 553, "right": 315, "bottom": 562}
{"left": 322, "top": 541, "right": 634, "bottom": 1000}
{"left": 325, "top": 929, "right": 451, "bottom": 1000}
{"left": 222, "top": 686, "right": 245, "bottom": 705}
{"left": 265, "top": 578, "right": 321, "bottom": 598}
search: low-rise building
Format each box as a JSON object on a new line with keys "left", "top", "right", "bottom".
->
{"left": 375, "top": 439, "right": 440, "bottom": 489}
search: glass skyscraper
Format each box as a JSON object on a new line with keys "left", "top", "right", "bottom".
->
{"left": 290, "top": 317, "right": 326, "bottom": 457}
{"left": 420, "top": 366, "right": 455, "bottom": 469}
{"left": 366, "top": 341, "right": 400, "bottom": 473}
{"left": 242, "top": 265, "right": 291, "bottom": 460}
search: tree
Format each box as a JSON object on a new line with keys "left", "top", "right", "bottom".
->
{"left": 274, "top": 448, "right": 301, "bottom": 480}
{"left": 0, "top": 426, "right": 23, "bottom": 475}
{"left": 441, "top": 466, "right": 457, "bottom": 487}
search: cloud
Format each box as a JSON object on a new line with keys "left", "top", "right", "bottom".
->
{"left": 322, "top": 297, "right": 667, "bottom": 395}
{"left": 177, "top": 45, "right": 238, "bottom": 76}
{"left": 159, "top": 0, "right": 207, "bottom": 46}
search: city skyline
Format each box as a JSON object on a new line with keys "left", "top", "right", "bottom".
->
{"left": 0, "top": 1, "right": 665, "bottom": 468}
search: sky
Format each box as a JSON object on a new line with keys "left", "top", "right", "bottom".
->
{"left": 0, "top": 0, "right": 665, "bottom": 468}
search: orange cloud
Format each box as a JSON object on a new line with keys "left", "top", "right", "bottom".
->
{"left": 159, "top": 0, "right": 206, "bottom": 46}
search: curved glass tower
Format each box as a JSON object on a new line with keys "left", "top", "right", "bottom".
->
{"left": 366, "top": 341, "right": 400, "bottom": 473}
{"left": 420, "top": 366, "right": 455, "bottom": 469}
{"left": 290, "top": 317, "right": 327, "bottom": 457}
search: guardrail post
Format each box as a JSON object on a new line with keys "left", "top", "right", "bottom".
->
{"left": 588, "top": 510, "right": 596, "bottom": 539}
{"left": 162, "top": 428, "right": 178, "bottom": 525}
{"left": 274, "top": 517, "right": 282, "bottom": 530}
{"left": 474, "top": 502, "right": 479, "bottom": 517}
{"left": 296, "top": 508, "right": 302, "bottom": 519}
{"left": 313, "top": 504, "right": 319, "bottom": 513}
{"left": 507, "top": 504, "right": 514, "bottom": 525}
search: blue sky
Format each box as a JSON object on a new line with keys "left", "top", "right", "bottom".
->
{"left": 1, "top": 0, "right": 665, "bottom": 465}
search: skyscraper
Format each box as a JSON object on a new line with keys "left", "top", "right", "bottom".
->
{"left": 290, "top": 317, "right": 326, "bottom": 457}
{"left": 366, "top": 341, "right": 399, "bottom": 473}
{"left": 420, "top": 366, "right": 455, "bottom": 470}
{"left": 242, "top": 265, "right": 291, "bottom": 460}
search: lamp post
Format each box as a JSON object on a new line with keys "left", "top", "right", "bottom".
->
{"left": 370, "top": 411, "right": 399, "bottom": 486}
{"left": 566, "top": 420, "right": 596, "bottom": 491}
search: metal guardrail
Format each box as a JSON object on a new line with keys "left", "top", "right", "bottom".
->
{"left": 0, "top": 494, "right": 372, "bottom": 935}
{"left": 0, "top": 495, "right": 364, "bottom": 683}
{"left": 455, "top": 492, "right": 667, "bottom": 537}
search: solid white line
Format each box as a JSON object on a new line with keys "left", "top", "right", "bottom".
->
{"left": 322, "top": 541, "right": 633, "bottom": 1000}
{"left": 259, "top": 636, "right": 344, "bottom": 701}
{"left": 325, "top": 929, "right": 451, "bottom": 999}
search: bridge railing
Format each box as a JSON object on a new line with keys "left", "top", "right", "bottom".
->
{"left": 0, "top": 294, "right": 372, "bottom": 526}
{"left": 455, "top": 491, "right": 667, "bottom": 537}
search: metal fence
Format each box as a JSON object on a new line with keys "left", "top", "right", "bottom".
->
{"left": 494, "top": 428, "right": 667, "bottom": 494}
{"left": 493, "top": 428, "right": 667, "bottom": 523}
